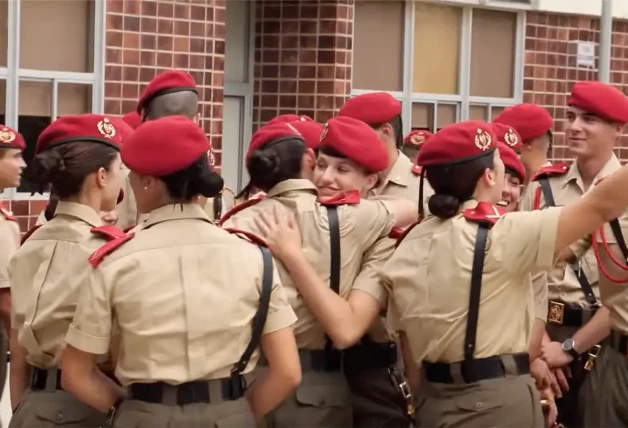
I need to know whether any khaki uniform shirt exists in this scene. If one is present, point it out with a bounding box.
[10,202,109,368]
[369,151,434,217]
[115,165,138,231]
[65,203,296,386]
[519,158,613,308]
[0,205,19,290]
[223,179,395,348]
[383,200,561,364]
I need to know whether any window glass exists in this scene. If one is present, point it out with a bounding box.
[412,103,434,131]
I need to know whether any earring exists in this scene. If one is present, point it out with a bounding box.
[143,186,148,190]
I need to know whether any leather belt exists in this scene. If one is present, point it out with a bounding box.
[342,340,397,376]
[424,353,530,384]
[299,349,341,372]
[610,328,628,355]
[31,367,117,391]
[129,378,243,405]
[547,300,598,327]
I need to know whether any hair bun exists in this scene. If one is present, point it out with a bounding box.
[247,150,280,178]
[428,193,461,219]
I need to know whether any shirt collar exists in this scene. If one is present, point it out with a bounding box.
[378,151,412,191]
[54,201,103,227]
[142,203,212,229]
[266,179,317,198]
[563,153,621,190]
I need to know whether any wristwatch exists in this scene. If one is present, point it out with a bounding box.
[561,338,580,359]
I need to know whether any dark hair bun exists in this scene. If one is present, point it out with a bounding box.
[428,193,461,219]
[247,150,280,178]
[29,150,66,183]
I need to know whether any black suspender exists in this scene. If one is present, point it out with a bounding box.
[464,224,489,361]
[538,178,597,306]
[610,219,628,262]
[213,195,223,221]
[229,246,273,398]
[324,206,341,364]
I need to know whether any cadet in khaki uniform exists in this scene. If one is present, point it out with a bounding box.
[401,129,432,163]
[384,120,628,427]
[115,111,141,231]
[223,118,408,427]
[8,115,125,428]
[60,116,300,427]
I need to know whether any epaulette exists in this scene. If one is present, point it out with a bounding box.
[88,233,135,268]
[20,225,42,245]
[223,227,268,247]
[90,225,126,241]
[317,190,360,206]
[462,202,504,227]
[218,196,264,226]
[532,162,569,181]
[411,164,422,176]
[394,220,422,248]
[0,207,15,221]
[388,227,404,240]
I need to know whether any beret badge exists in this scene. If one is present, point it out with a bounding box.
[474,128,492,151]
[0,128,16,145]
[97,117,117,139]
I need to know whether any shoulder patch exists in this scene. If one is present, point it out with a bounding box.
[317,190,360,206]
[411,164,422,176]
[90,225,126,241]
[0,207,15,221]
[394,221,422,248]
[20,225,42,245]
[223,227,268,247]
[88,233,135,268]
[532,162,569,181]
[218,197,263,226]
[462,202,504,227]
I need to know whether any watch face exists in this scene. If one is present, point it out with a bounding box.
[562,338,575,351]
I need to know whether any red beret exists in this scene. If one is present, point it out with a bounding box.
[36,114,123,154]
[418,121,497,167]
[497,142,525,182]
[106,117,134,143]
[121,111,141,130]
[266,114,314,125]
[246,122,304,160]
[404,130,433,147]
[0,125,25,150]
[319,116,388,173]
[137,70,197,114]
[491,122,522,153]
[493,104,553,142]
[121,116,209,177]
[289,120,322,150]
[338,92,401,125]
[568,81,628,124]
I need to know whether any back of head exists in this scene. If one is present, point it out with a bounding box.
[137,70,198,122]
[121,116,223,200]
[144,91,199,121]
[245,123,307,191]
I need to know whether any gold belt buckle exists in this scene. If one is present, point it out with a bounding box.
[548,301,565,325]
[584,344,602,371]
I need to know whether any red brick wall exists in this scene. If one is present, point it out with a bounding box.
[253,0,353,127]
[524,12,628,161]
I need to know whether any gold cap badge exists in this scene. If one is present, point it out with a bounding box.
[319,123,329,142]
[410,133,425,146]
[97,117,116,139]
[474,128,492,151]
[0,128,16,145]
[504,128,518,147]
[207,147,216,167]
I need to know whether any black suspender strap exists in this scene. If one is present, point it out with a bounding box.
[610,218,628,262]
[213,195,223,221]
[539,178,597,306]
[464,224,489,361]
[324,206,341,364]
[229,246,273,397]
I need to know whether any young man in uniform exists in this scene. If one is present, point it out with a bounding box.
[0,125,26,423]
[401,129,432,162]
[136,70,235,224]
[522,82,622,427]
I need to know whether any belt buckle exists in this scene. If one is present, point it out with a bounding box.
[388,366,415,415]
[548,301,565,325]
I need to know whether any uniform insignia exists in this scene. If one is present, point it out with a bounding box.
[394,221,421,248]
[217,196,264,226]
[90,225,127,241]
[317,190,360,206]
[0,207,15,221]
[224,228,268,247]
[532,162,569,181]
[462,202,504,227]
[409,133,425,146]
[0,128,16,145]
[207,147,216,167]
[20,225,42,245]
[504,128,518,148]
[411,164,422,176]
[97,117,116,139]
[88,233,135,267]
[474,128,492,151]
[319,123,329,142]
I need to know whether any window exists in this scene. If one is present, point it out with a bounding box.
[412,102,459,132]
[353,0,404,91]
[0,0,7,68]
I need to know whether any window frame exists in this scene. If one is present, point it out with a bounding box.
[3,0,105,201]
[350,1,526,137]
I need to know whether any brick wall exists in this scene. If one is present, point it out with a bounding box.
[104,0,227,168]
[524,12,628,161]
[253,0,353,127]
